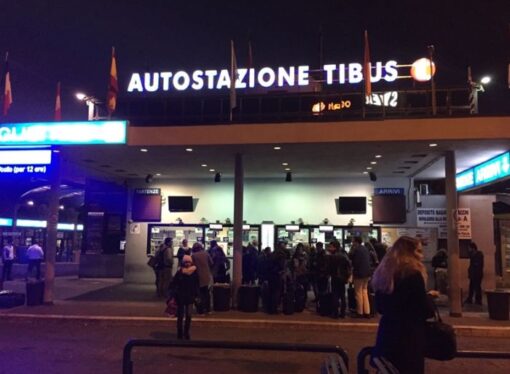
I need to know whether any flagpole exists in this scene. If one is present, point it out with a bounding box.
[427,45,437,116]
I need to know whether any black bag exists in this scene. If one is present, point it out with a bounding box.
[0,291,26,308]
[294,284,306,313]
[282,277,295,315]
[424,305,457,361]
[212,284,231,312]
[238,285,260,313]
[318,293,333,316]
[347,284,356,311]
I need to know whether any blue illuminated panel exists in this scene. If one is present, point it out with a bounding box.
[0,217,13,226]
[16,219,47,228]
[0,121,127,145]
[456,151,510,191]
[0,149,52,176]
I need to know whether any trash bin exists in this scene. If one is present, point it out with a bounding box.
[213,284,231,312]
[238,285,260,312]
[26,280,44,306]
[485,289,510,321]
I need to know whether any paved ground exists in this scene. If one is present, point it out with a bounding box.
[1,319,510,374]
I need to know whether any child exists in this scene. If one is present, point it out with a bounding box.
[169,255,199,339]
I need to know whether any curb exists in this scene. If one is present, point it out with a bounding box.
[2,313,510,337]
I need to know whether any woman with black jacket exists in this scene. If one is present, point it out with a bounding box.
[169,255,199,340]
[371,236,435,373]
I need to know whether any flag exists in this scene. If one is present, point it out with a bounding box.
[230,40,238,120]
[247,40,253,69]
[363,30,372,97]
[54,82,62,121]
[2,52,13,116]
[107,46,118,116]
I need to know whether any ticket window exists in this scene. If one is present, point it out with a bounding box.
[276,226,310,250]
[205,226,233,257]
[343,227,380,253]
[149,225,204,255]
[310,227,343,247]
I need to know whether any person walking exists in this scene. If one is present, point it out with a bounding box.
[169,255,199,340]
[156,237,174,297]
[327,240,352,318]
[371,236,435,373]
[26,241,44,281]
[2,239,15,282]
[465,241,484,305]
[191,242,213,314]
[350,236,372,318]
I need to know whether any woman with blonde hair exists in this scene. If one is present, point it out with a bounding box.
[371,236,435,373]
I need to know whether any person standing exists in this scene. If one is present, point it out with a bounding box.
[191,242,213,314]
[431,247,448,294]
[242,239,258,285]
[26,241,44,281]
[156,237,174,297]
[176,239,191,267]
[327,240,352,318]
[2,240,15,281]
[371,236,435,373]
[169,255,199,340]
[209,240,229,283]
[350,236,372,318]
[465,241,484,305]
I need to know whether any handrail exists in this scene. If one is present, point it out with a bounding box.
[123,338,349,374]
[357,346,510,374]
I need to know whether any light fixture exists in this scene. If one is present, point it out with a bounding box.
[429,143,438,147]
[282,162,288,166]
[375,155,382,158]
[27,200,34,206]
[274,146,281,150]
[366,166,372,170]
[185,148,193,152]
[285,171,292,182]
[480,76,491,85]
[201,164,207,167]
[363,171,368,174]
[75,93,86,101]
[285,167,291,171]
[140,148,148,152]
[209,168,215,172]
[75,92,100,120]
[145,174,153,183]
[155,173,161,176]
[214,172,221,182]
[59,205,64,210]
[371,161,377,165]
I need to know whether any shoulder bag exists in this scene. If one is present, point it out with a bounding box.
[424,303,457,361]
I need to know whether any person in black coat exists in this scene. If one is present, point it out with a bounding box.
[169,255,199,340]
[326,240,352,318]
[465,241,484,305]
[371,236,435,374]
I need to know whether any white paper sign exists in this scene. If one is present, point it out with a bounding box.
[454,208,472,240]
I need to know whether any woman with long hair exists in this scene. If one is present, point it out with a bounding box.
[371,236,435,373]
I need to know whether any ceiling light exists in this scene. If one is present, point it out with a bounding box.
[363,171,368,174]
[282,162,288,166]
[186,148,193,152]
[375,155,382,158]
[429,143,438,147]
[27,200,34,206]
[285,168,291,171]
[273,146,281,150]
[155,173,161,176]
[209,169,215,172]
[371,161,377,165]
[201,164,207,167]
[366,167,372,170]
[140,148,148,152]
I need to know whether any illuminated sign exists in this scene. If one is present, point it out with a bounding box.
[242,225,250,230]
[13,219,79,230]
[128,61,399,93]
[312,100,351,114]
[0,218,13,226]
[374,188,405,195]
[0,149,52,176]
[0,121,127,146]
[365,91,398,107]
[209,224,223,230]
[134,188,160,195]
[456,151,510,191]
[285,225,300,232]
[16,219,46,228]
[319,225,334,232]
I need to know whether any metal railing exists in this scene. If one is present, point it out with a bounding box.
[123,338,349,374]
[357,346,510,374]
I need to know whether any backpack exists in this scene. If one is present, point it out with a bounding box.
[151,246,167,270]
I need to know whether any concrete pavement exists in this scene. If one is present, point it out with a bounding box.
[1,276,510,338]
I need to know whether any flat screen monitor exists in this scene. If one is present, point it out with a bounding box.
[338,196,367,214]
[132,194,161,222]
[168,196,194,212]
[372,195,406,223]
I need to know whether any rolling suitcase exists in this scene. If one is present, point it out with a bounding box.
[238,285,260,312]
[0,291,25,308]
[26,280,44,306]
[212,284,231,312]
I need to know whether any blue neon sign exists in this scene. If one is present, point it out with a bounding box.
[0,218,13,226]
[456,151,510,191]
[0,121,127,146]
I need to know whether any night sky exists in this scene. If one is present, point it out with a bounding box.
[0,0,508,122]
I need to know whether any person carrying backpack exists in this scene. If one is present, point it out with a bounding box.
[155,237,174,297]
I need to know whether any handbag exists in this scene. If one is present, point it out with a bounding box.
[424,304,457,361]
[164,297,177,317]
[147,255,158,268]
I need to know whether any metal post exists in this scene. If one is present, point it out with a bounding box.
[233,153,244,307]
[445,150,462,317]
[428,45,437,116]
[44,149,61,304]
